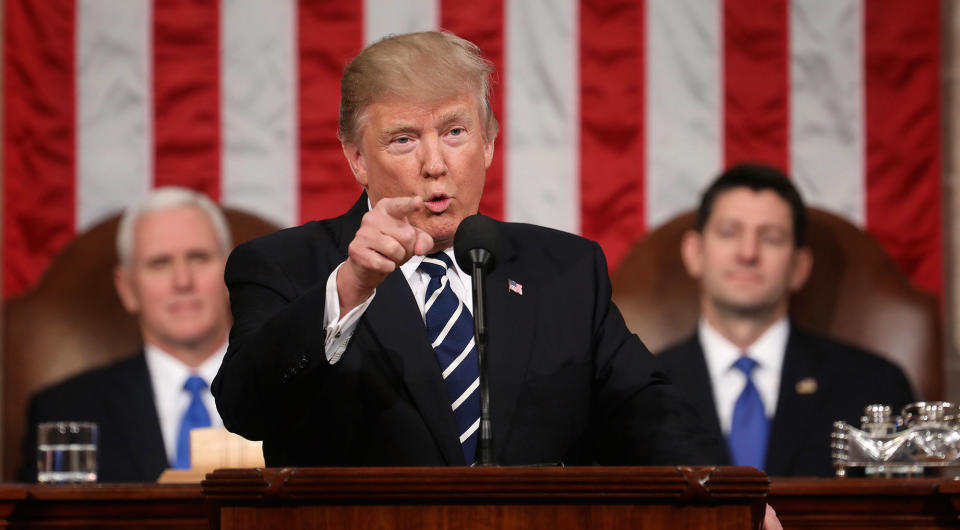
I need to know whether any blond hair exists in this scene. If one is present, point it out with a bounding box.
[338,31,499,145]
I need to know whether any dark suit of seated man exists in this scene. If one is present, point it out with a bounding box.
[22,187,234,482]
[657,164,915,477]
[211,31,724,469]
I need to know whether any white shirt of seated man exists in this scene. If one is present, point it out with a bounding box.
[699,316,786,435]
[145,342,226,466]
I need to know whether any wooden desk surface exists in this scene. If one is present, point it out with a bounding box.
[0,472,957,529]
[1,483,206,530]
[769,477,960,528]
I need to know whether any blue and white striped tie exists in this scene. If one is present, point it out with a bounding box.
[419,252,480,465]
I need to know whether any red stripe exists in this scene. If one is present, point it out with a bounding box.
[297,0,363,223]
[442,0,505,221]
[723,0,789,171]
[864,0,941,294]
[152,0,220,199]
[3,0,76,298]
[579,0,645,272]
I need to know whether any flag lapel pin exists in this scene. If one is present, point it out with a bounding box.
[508,279,523,295]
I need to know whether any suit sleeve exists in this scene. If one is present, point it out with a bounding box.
[212,239,335,441]
[586,242,725,465]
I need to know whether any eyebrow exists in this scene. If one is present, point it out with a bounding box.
[437,108,473,129]
[379,108,475,141]
[380,124,419,140]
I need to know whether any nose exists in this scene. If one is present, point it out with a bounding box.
[736,232,760,263]
[421,133,448,178]
[172,260,195,291]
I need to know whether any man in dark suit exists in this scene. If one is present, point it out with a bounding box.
[22,187,234,482]
[658,164,915,477]
[212,31,722,468]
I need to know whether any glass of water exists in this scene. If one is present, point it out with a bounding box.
[37,422,98,483]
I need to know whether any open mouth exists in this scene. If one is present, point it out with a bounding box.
[424,194,452,213]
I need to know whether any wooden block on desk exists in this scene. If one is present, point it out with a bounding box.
[156,428,264,483]
[191,427,265,470]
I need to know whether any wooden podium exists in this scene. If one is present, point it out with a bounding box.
[202,466,769,529]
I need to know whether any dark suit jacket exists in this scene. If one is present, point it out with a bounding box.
[658,326,915,476]
[213,194,722,467]
[21,352,168,482]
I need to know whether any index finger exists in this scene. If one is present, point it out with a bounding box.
[377,195,423,220]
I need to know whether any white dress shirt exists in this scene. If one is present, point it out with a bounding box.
[699,317,787,435]
[323,247,473,363]
[144,342,226,466]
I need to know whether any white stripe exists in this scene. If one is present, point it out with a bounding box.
[790,0,865,226]
[645,0,722,228]
[424,276,447,313]
[459,417,480,443]
[431,300,463,348]
[422,256,448,268]
[451,378,479,411]
[442,337,475,379]
[221,0,297,227]
[364,0,439,45]
[76,0,151,230]
[505,0,580,234]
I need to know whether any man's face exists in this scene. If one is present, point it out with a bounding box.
[342,92,494,251]
[115,205,231,353]
[681,188,811,318]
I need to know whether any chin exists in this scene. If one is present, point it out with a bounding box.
[423,221,458,247]
[717,298,782,319]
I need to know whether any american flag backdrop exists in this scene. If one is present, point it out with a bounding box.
[3,0,941,298]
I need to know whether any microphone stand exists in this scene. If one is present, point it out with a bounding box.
[467,249,494,466]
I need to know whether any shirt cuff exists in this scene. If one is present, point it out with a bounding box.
[323,261,375,364]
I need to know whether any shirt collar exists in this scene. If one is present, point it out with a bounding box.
[399,247,463,281]
[699,316,789,377]
[144,341,228,389]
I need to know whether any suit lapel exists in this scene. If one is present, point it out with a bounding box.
[109,354,168,478]
[682,337,729,463]
[765,328,822,475]
[483,225,536,460]
[364,269,464,465]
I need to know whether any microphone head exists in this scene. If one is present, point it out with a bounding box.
[454,214,499,274]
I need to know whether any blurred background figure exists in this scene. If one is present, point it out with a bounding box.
[657,164,914,477]
[21,187,233,482]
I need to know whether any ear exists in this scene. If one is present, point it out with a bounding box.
[483,136,495,169]
[680,230,705,279]
[788,246,813,292]
[113,265,141,314]
[341,142,368,189]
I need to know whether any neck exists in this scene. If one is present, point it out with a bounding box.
[145,328,227,369]
[702,301,787,350]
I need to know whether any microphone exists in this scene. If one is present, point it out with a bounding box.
[454,214,499,467]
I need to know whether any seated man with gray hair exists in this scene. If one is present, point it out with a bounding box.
[21,187,233,482]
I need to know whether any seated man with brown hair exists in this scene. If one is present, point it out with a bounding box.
[21,187,233,482]
[658,163,914,477]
